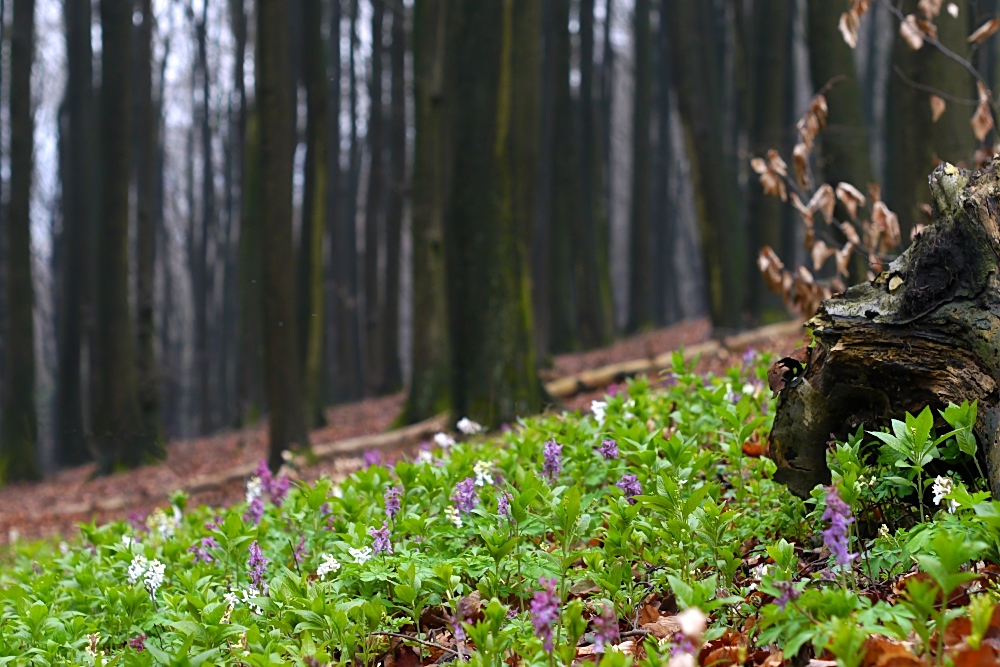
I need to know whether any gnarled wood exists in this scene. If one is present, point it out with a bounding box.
[771,160,1000,498]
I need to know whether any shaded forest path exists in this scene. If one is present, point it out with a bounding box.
[0,318,805,545]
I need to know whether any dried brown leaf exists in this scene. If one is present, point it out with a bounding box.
[869,182,882,203]
[758,246,786,293]
[811,240,836,272]
[835,242,855,278]
[792,143,810,190]
[919,0,942,17]
[839,0,872,48]
[766,149,788,176]
[900,14,926,49]
[752,154,787,201]
[969,17,1000,43]
[872,201,902,251]
[911,223,926,241]
[797,95,828,150]
[972,81,994,141]
[790,192,814,228]
[641,615,682,639]
[809,184,837,223]
[835,182,866,219]
[842,221,861,246]
[930,94,946,122]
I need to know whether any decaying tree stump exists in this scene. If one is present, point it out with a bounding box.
[770,159,1000,498]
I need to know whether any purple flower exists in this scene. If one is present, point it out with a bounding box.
[597,439,619,460]
[671,632,697,658]
[293,535,307,564]
[742,347,758,365]
[592,603,619,653]
[451,477,478,513]
[384,486,402,520]
[498,491,512,518]
[243,496,265,525]
[254,460,274,493]
[821,485,857,566]
[128,634,146,652]
[127,511,149,533]
[774,580,800,610]
[270,475,291,507]
[369,521,393,555]
[189,536,220,563]
[616,474,642,503]
[452,596,474,642]
[530,577,561,652]
[542,440,563,480]
[363,449,383,467]
[247,540,269,594]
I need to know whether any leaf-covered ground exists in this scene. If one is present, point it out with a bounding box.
[5,349,1000,666]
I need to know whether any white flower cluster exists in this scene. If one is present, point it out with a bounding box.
[146,505,182,538]
[417,449,435,464]
[349,546,373,565]
[225,587,264,615]
[433,432,456,448]
[127,555,166,597]
[456,417,484,435]
[591,400,607,426]
[317,554,342,579]
[473,460,494,487]
[246,476,264,503]
[445,506,463,528]
[932,476,959,513]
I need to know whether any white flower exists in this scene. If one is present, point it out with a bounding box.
[591,400,607,426]
[457,418,484,435]
[146,506,180,537]
[241,587,263,614]
[947,2,959,17]
[223,591,239,607]
[932,476,959,513]
[59,541,70,556]
[246,476,264,503]
[317,554,342,579]
[434,432,456,448]
[445,505,463,528]
[878,524,890,540]
[741,383,757,398]
[473,460,494,487]
[677,607,707,639]
[349,546,373,565]
[127,555,149,584]
[121,535,134,549]
[144,559,165,596]
[417,449,434,464]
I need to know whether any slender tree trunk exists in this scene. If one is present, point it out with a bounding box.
[324,0,342,410]
[406,0,452,422]
[257,0,309,469]
[654,3,679,324]
[134,0,161,446]
[364,0,386,394]
[239,111,266,425]
[627,0,654,333]
[300,0,328,427]
[664,0,746,331]
[532,0,555,360]
[444,0,543,425]
[2,0,38,480]
[95,0,162,471]
[381,4,405,393]
[194,6,213,434]
[56,0,93,467]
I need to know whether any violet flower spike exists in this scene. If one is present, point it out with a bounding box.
[616,474,642,503]
[363,449,383,467]
[384,486,402,520]
[254,459,274,495]
[542,440,563,480]
[497,491,512,518]
[774,580,800,611]
[821,485,857,567]
[451,477,478,513]
[592,603,619,653]
[369,521,393,555]
[597,439,619,460]
[530,577,561,652]
[128,634,146,652]
[270,475,291,507]
[247,540,269,594]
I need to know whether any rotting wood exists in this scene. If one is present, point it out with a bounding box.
[770,160,1000,498]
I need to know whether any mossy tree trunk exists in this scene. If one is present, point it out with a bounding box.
[771,161,1000,498]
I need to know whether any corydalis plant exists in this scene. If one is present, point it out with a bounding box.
[543,440,563,480]
[821,485,856,568]
[530,577,561,653]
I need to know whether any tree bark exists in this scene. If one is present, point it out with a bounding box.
[56,0,93,467]
[2,0,38,480]
[627,0,654,334]
[365,0,386,394]
[771,161,1000,498]
[193,4,213,434]
[257,0,309,469]
[300,0,328,427]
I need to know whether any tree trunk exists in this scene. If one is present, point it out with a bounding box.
[134,0,161,447]
[257,0,309,469]
[627,0,654,334]
[238,111,266,425]
[405,0,452,423]
[300,0,328,427]
[365,0,386,394]
[194,5,213,434]
[444,0,543,426]
[380,3,405,394]
[653,0,679,325]
[56,0,93,467]
[2,0,38,480]
[95,0,162,471]
[771,161,1000,498]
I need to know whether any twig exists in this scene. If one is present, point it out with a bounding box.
[370,631,463,660]
[891,65,979,105]
[619,629,652,639]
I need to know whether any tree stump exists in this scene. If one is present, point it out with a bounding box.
[770,160,1000,498]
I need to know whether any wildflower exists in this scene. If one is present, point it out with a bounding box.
[384,486,402,520]
[932,475,959,513]
[417,446,434,464]
[146,506,181,537]
[128,634,146,652]
[370,521,393,555]
[591,400,607,426]
[243,496,265,525]
[451,477,478,513]
[597,439,619,460]
[542,440,563,480]
[350,546,373,564]
[434,432,456,448]
[246,476,264,504]
[127,510,148,533]
[742,347,758,365]
[317,554,341,579]
[189,536,220,563]
[247,540,269,594]
[452,596,474,642]
[498,491,512,518]
[241,586,264,614]
[293,535,307,564]
[127,555,149,584]
[878,524,890,540]
[473,460,494,487]
[363,449,383,467]
[224,590,239,607]
[616,474,642,503]
[270,475,291,507]
[773,580,800,610]
[530,577,561,652]
[144,559,166,597]
[821,485,857,566]
[254,459,274,492]
[457,417,484,435]
[86,633,101,659]
[592,603,619,653]
[445,506,463,528]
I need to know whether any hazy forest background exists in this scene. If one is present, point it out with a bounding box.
[0,0,990,482]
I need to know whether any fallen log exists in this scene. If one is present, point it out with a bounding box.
[770,160,1000,498]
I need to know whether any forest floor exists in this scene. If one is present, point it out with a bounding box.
[0,317,807,545]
